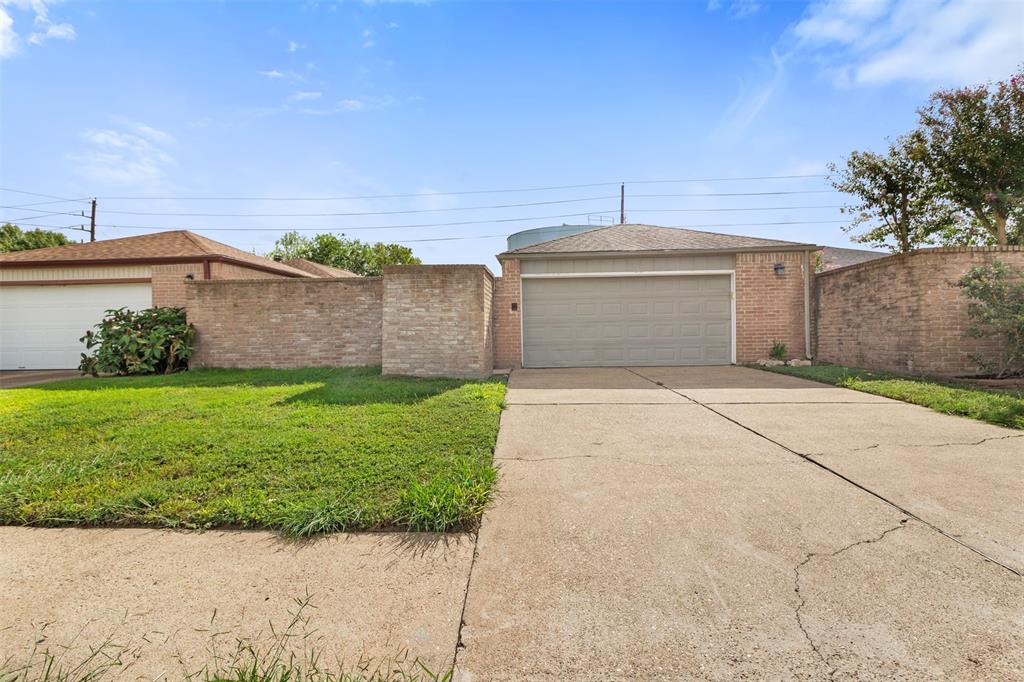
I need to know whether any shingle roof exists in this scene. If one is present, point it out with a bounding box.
[0,230,311,277]
[818,246,888,271]
[284,258,360,278]
[502,224,818,256]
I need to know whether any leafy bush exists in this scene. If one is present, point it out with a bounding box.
[79,307,196,376]
[956,260,1024,377]
[769,341,788,361]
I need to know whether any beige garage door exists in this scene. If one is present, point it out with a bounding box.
[522,275,732,368]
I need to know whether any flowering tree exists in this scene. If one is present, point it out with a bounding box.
[918,68,1024,246]
[829,132,956,252]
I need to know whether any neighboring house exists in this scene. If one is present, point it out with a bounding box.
[0,230,312,370]
[493,223,820,368]
[818,246,887,272]
[283,258,360,278]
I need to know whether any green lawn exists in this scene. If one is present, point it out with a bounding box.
[762,364,1024,429]
[0,367,506,536]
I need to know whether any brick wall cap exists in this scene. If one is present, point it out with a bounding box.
[816,246,1024,278]
[382,264,494,279]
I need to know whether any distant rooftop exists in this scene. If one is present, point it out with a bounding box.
[818,246,888,271]
[502,223,818,256]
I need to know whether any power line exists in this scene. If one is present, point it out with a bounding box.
[95,195,621,218]
[91,174,827,202]
[0,198,91,209]
[0,187,91,203]
[631,190,836,197]
[0,210,87,222]
[92,210,619,232]
[87,217,850,233]
[628,204,843,213]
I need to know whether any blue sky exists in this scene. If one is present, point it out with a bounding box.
[2,0,1022,268]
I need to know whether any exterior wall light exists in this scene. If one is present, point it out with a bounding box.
[184,273,195,281]
[773,263,786,276]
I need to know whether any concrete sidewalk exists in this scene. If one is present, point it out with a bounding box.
[455,366,1024,681]
[0,528,472,678]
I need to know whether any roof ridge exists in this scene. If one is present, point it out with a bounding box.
[644,223,809,247]
[180,230,216,255]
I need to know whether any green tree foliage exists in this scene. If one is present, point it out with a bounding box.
[267,231,421,276]
[0,223,73,252]
[956,261,1024,377]
[829,132,957,252]
[918,68,1024,246]
[79,307,196,376]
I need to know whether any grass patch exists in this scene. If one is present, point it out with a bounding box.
[762,364,1024,429]
[0,367,505,536]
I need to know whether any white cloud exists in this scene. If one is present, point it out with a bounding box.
[363,39,375,48]
[0,7,17,58]
[287,90,322,102]
[0,0,75,57]
[386,21,399,29]
[27,19,72,44]
[362,27,375,47]
[70,121,176,188]
[337,98,366,111]
[713,49,787,141]
[794,0,1024,86]
[287,40,304,52]
[258,68,306,82]
[707,0,763,19]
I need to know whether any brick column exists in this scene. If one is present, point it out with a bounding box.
[492,258,522,369]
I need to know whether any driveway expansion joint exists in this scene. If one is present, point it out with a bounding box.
[622,367,1024,578]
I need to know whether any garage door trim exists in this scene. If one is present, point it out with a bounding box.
[519,269,736,366]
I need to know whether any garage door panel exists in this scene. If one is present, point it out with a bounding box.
[1,283,152,370]
[522,275,732,368]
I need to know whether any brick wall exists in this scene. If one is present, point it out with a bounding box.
[152,262,292,309]
[151,263,203,308]
[186,278,383,368]
[815,247,1024,376]
[493,258,521,369]
[382,265,495,378]
[735,250,812,362]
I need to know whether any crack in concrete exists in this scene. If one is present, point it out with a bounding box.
[623,366,1024,578]
[843,434,1023,453]
[792,520,908,679]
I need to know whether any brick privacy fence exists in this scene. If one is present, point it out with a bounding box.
[186,265,496,378]
[187,278,383,369]
[814,247,1024,376]
[382,265,494,377]
[735,250,812,362]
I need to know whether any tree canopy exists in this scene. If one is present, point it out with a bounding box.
[918,69,1024,246]
[0,223,74,253]
[833,67,1023,250]
[828,132,956,252]
[267,232,421,277]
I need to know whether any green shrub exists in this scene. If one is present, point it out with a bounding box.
[956,260,1024,377]
[79,307,196,376]
[769,341,788,361]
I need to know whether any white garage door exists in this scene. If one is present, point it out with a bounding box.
[0,283,152,370]
[522,275,733,368]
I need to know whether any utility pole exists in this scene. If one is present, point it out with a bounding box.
[619,183,625,224]
[89,198,96,242]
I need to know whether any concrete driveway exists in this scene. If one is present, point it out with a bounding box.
[455,366,1023,681]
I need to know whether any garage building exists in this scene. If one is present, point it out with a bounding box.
[493,224,820,368]
[0,231,312,370]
